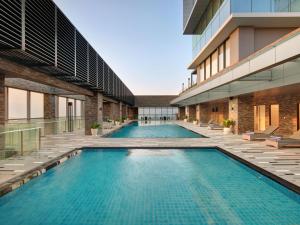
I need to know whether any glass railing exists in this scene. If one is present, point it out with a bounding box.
[0,127,41,160]
[192,0,300,58]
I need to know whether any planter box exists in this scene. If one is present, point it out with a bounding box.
[91,128,98,136]
[223,127,232,135]
[183,119,187,122]
[193,121,198,125]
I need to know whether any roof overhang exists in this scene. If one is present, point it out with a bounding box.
[189,13,300,69]
[172,29,300,106]
[183,0,210,34]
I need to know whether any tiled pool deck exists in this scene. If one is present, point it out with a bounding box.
[0,121,300,195]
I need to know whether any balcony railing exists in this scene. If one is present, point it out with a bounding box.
[192,0,300,58]
[0,118,85,160]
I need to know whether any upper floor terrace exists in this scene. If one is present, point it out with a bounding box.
[185,0,300,60]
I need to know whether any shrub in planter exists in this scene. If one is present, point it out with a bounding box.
[91,122,101,136]
[223,119,235,134]
[183,115,188,122]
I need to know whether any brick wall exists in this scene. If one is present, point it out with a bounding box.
[44,94,56,119]
[0,75,4,125]
[179,107,185,119]
[85,93,103,135]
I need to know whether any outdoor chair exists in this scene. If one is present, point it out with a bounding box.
[242,125,278,141]
[265,130,300,149]
[199,119,214,127]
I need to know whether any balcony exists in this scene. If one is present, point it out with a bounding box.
[192,0,300,59]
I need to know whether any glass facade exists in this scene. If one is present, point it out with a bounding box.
[138,107,179,120]
[30,92,44,119]
[8,88,28,120]
[192,0,300,58]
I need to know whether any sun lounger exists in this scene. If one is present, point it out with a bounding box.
[208,123,223,130]
[265,130,300,148]
[199,119,213,127]
[242,125,278,141]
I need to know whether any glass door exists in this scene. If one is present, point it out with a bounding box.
[254,105,266,131]
[270,104,279,127]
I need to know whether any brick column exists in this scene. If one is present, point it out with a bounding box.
[44,94,56,119]
[119,102,123,121]
[0,75,5,151]
[179,107,185,120]
[229,96,254,134]
[85,93,103,135]
[0,75,5,125]
[188,105,196,121]
[198,103,209,123]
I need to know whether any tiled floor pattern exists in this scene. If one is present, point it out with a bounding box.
[0,121,300,190]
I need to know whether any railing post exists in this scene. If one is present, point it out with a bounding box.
[20,130,24,156]
[38,127,41,150]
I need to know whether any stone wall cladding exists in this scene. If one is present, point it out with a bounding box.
[44,94,56,119]
[0,75,4,124]
[85,93,103,135]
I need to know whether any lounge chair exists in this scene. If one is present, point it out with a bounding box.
[199,119,214,127]
[265,130,300,149]
[208,123,223,130]
[242,125,278,141]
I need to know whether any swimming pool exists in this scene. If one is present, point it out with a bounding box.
[107,121,203,138]
[0,148,299,225]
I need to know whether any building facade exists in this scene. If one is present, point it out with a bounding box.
[172,0,300,134]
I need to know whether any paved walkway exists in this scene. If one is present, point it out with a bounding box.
[0,121,300,193]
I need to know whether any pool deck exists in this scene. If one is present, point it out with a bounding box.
[1,120,300,195]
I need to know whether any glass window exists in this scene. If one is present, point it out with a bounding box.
[8,88,27,119]
[138,107,144,115]
[68,99,75,117]
[270,104,279,127]
[211,50,218,76]
[205,57,211,79]
[218,45,224,71]
[156,108,162,114]
[75,100,82,117]
[252,0,271,12]
[200,63,205,82]
[225,39,231,68]
[161,107,168,114]
[58,97,67,118]
[231,0,251,12]
[271,0,290,12]
[149,108,156,114]
[30,92,44,118]
[291,0,300,11]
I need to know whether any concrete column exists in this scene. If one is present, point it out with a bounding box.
[85,92,103,135]
[229,96,254,134]
[44,94,56,119]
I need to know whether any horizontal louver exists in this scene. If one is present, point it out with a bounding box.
[25,0,55,65]
[0,0,22,49]
[97,55,104,90]
[75,30,88,83]
[88,45,97,87]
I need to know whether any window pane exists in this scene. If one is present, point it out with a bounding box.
[30,92,44,118]
[211,50,218,75]
[231,0,251,12]
[58,97,67,118]
[205,57,211,79]
[291,0,300,11]
[8,88,27,119]
[225,39,231,67]
[200,63,205,81]
[76,100,82,117]
[271,0,290,12]
[270,104,279,127]
[252,0,271,12]
[218,45,224,71]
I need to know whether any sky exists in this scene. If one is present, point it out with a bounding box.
[54,0,192,95]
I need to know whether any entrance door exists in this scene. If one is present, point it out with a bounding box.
[254,105,266,131]
[270,104,279,127]
[67,102,74,132]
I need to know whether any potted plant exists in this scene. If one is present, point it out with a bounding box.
[91,122,101,136]
[115,118,121,126]
[223,119,235,135]
[193,119,198,125]
[183,115,188,122]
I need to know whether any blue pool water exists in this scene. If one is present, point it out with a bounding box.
[0,149,300,225]
[107,121,202,138]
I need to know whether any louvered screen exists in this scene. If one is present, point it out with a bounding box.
[88,45,97,87]
[0,0,22,49]
[76,30,88,83]
[25,0,55,65]
[57,8,75,76]
[97,55,104,90]
[108,68,113,96]
[103,62,109,94]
